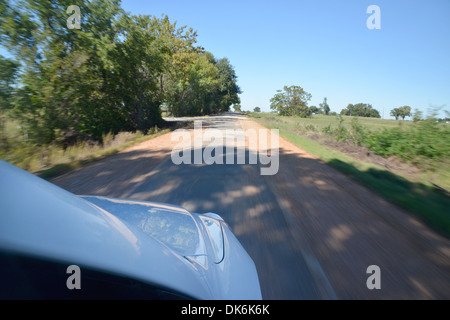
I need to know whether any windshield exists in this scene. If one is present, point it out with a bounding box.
[82,196,205,258]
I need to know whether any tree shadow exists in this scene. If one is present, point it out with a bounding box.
[49,127,450,299]
[326,159,450,238]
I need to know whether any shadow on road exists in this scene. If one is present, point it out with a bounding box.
[51,136,450,299]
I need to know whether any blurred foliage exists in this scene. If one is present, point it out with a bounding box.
[0,0,241,147]
[364,118,450,167]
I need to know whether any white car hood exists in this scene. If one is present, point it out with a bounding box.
[0,160,212,299]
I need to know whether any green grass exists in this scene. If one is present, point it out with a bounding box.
[252,115,450,237]
[251,112,415,131]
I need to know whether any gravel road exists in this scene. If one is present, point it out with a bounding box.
[51,113,450,299]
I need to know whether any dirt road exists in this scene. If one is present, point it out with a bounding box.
[51,113,450,299]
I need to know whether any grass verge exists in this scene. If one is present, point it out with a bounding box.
[35,128,172,180]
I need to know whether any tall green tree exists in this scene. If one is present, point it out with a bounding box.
[270,85,312,117]
[0,55,20,147]
[0,0,242,145]
[390,106,412,120]
[390,108,400,120]
[0,0,125,142]
[319,97,330,115]
[215,57,242,112]
[0,55,19,111]
[399,105,411,120]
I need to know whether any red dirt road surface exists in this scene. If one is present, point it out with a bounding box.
[51,113,450,299]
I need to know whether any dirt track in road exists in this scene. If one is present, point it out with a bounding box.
[51,115,450,299]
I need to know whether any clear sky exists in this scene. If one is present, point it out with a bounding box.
[120,0,450,118]
[1,1,448,118]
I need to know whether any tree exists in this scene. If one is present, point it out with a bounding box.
[0,55,19,112]
[164,51,241,117]
[319,97,330,115]
[0,0,241,145]
[390,108,400,120]
[253,107,261,112]
[0,0,126,142]
[215,57,242,113]
[412,108,423,122]
[270,85,312,117]
[390,106,412,120]
[341,103,380,118]
[399,105,411,120]
[0,55,20,147]
[309,106,319,114]
[233,104,241,112]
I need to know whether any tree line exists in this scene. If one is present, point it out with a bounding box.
[0,0,241,145]
[268,85,433,121]
[269,85,381,118]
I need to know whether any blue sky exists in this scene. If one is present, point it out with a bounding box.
[121,0,450,118]
[1,1,448,118]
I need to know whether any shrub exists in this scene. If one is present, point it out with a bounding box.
[349,117,367,146]
[364,119,450,166]
[335,115,350,142]
[322,124,333,135]
[304,124,318,133]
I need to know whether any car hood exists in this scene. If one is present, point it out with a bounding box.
[0,160,213,299]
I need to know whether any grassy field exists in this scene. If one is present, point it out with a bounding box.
[251,112,414,132]
[250,112,450,237]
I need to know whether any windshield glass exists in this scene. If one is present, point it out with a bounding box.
[82,197,205,258]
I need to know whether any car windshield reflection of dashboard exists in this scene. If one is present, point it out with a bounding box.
[83,197,205,259]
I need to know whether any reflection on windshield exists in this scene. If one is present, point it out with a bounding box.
[82,197,204,257]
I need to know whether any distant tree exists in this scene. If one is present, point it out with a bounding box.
[233,104,241,112]
[253,106,261,112]
[413,109,423,122]
[270,85,312,117]
[319,97,330,115]
[391,106,412,120]
[399,106,411,120]
[390,108,400,120]
[309,106,319,114]
[341,103,380,118]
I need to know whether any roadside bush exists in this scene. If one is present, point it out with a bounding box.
[304,124,318,133]
[322,124,333,135]
[335,115,350,142]
[364,128,409,158]
[319,116,351,141]
[364,119,450,166]
[349,117,367,146]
